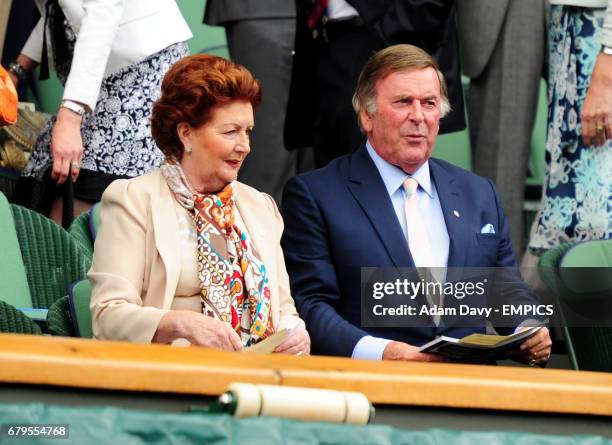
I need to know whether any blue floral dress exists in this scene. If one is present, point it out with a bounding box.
[529,6,612,252]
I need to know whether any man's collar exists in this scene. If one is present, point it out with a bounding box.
[366,141,433,198]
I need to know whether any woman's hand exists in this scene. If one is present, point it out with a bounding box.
[51,107,84,184]
[581,52,612,147]
[153,310,243,351]
[507,327,552,366]
[274,327,311,356]
[7,53,37,89]
[8,71,19,89]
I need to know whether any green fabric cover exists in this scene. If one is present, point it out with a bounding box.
[0,403,610,445]
[69,279,93,338]
[47,296,75,337]
[0,192,33,309]
[0,301,42,335]
[10,204,91,309]
[68,211,94,258]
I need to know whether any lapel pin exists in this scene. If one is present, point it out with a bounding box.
[453,210,460,218]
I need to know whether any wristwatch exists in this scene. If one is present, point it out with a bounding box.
[8,61,29,80]
[60,100,86,116]
[602,45,612,56]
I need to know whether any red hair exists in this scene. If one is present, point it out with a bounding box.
[151,54,262,160]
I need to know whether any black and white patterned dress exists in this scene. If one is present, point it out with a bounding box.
[21,22,189,199]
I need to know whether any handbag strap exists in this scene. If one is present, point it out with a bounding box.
[61,175,74,229]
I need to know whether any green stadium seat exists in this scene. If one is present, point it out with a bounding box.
[68,279,93,338]
[47,296,75,337]
[0,194,91,334]
[0,192,33,310]
[69,210,94,257]
[89,202,101,242]
[432,75,472,171]
[539,240,612,372]
[0,301,42,335]
[10,203,91,310]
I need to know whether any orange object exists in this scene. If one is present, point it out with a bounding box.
[0,64,18,126]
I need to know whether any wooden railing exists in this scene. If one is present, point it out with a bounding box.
[1,333,611,416]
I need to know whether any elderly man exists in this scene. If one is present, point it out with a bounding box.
[281,44,552,363]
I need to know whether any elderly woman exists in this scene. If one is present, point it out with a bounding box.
[89,55,310,354]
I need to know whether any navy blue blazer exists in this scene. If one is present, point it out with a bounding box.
[281,146,540,357]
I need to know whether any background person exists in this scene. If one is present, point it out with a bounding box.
[9,0,191,224]
[457,0,547,255]
[285,0,466,169]
[89,55,309,355]
[528,0,612,253]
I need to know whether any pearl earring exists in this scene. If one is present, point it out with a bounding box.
[184,144,192,154]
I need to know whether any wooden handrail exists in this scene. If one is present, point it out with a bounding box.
[1,333,611,416]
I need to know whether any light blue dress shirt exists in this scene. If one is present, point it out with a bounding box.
[352,142,450,360]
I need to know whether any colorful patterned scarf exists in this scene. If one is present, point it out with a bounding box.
[161,161,274,346]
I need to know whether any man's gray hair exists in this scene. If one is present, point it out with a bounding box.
[352,44,451,126]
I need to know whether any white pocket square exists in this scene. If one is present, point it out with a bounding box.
[480,223,496,234]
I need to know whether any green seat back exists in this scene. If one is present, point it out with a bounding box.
[0,192,32,309]
[89,202,101,242]
[68,210,94,257]
[10,203,91,309]
[559,240,612,294]
[0,301,42,335]
[538,243,573,296]
[560,239,612,267]
[540,240,612,372]
[526,79,548,188]
[433,129,472,171]
[47,295,75,337]
[432,75,472,171]
[69,279,93,338]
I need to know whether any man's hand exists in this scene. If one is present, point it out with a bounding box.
[581,53,612,146]
[274,327,311,355]
[507,327,552,366]
[153,310,243,351]
[382,341,448,362]
[51,107,84,184]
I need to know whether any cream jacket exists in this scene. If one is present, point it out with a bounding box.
[21,0,192,112]
[89,170,304,343]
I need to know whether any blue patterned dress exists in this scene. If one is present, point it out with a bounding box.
[529,6,612,252]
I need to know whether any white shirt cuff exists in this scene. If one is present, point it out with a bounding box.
[351,335,392,360]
